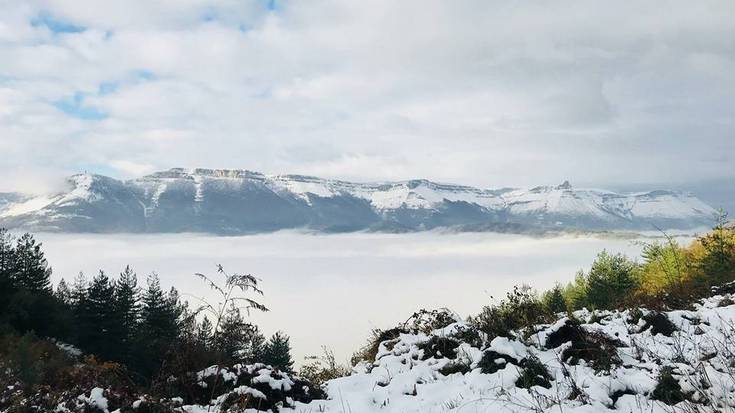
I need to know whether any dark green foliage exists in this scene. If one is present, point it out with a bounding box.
[12,233,52,293]
[641,312,677,336]
[196,315,213,348]
[449,325,483,349]
[418,336,460,360]
[0,232,65,337]
[698,210,735,285]
[80,271,121,361]
[610,389,637,408]
[478,350,520,374]
[133,274,182,379]
[542,283,567,314]
[0,229,16,315]
[215,304,266,364]
[351,327,407,365]
[438,361,471,376]
[583,251,639,309]
[477,350,553,389]
[515,356,552,389]
[263,331,294,373]
[114,266,141,364]
[403,308,457,334]
[651,367,687,405]
[546,320,622,371]
[472,285,551,339]
[55,278,72,305]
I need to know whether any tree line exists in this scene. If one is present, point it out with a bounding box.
[0,229,294,382]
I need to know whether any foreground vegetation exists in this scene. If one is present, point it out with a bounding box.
[0,212,733,412]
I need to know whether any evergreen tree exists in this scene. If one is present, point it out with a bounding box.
[699,210,735,284]
[13,233,51,293]
[216,303,249,362]
[263,331,294,373]
[0,229,16,320]
[71,272,88,305]
[214,304,266,364]
[542,283,567,314]
[114,266,141,362]
[2,232,58,336]
[68,272,89,345]
[584,251,639,309]
[134,273,180,378]
[197,316,213,348]
[55,278,72,305]
[83,271,120,360]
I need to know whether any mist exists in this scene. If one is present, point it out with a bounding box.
[35,231,664,365]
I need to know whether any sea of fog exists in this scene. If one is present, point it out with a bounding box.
[34,231,687,365]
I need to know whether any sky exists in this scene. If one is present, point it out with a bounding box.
[1,1,734,199]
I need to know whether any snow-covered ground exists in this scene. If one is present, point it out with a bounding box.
[34,231,693,366]
[290,294,735,412]
[68,292,735,413]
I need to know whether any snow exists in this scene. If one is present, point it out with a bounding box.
[59,292,735,413]
[77,388,108,412]
[273,295,735,412]
[0,168,717,231]
[0,196,54,217]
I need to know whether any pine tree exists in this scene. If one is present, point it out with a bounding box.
[83,270,120,360]
[197,316,214,349]
[542,283,567,314]
[13,233,51,293]
[55,278,72,305]
[216,303,247,362]
[585,250,639,309]
[114,266,141,362]
[263,331,294,373]
[0,229,16,316]
[134,273,180,378]
[69,272,88,344]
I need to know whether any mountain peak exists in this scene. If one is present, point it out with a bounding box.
[556,180,572,190]
[0,169,717,234]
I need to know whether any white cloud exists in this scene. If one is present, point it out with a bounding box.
[0,0,733,192]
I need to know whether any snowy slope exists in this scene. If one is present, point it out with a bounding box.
[275,294,735,413]
[64,293,735,413]
[0,169,717,233]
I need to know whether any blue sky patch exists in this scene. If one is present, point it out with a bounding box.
[54,93,107,121]
[31,13,85,34]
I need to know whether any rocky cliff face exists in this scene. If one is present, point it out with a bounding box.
[0,168,717,234]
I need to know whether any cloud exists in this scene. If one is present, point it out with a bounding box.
[35,231,656,364]
[0,0,733,193]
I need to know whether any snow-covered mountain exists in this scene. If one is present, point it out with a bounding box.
[0,168,717,234]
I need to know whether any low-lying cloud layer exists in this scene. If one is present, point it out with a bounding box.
[1,1,734,193]
[36,231,654,364]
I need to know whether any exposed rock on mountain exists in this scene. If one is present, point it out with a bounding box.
[0,168,717,234]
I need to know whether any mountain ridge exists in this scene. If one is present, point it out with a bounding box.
[0,168,717,234]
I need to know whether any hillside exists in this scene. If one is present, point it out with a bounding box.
[0,169,716,234]
[4,291,735,412]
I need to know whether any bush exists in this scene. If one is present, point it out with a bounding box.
[299,347,350,386]
[417,336,461,360]
[545,320,622,372]
[562,251,641,311]
[542,283,568,314]
[477,350,519,374]
[471,285,552,340]
[651,367,686,405]
[515,356,552,389]
[351,327,407,365]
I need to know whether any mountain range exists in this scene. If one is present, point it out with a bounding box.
[0,168,718,234]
